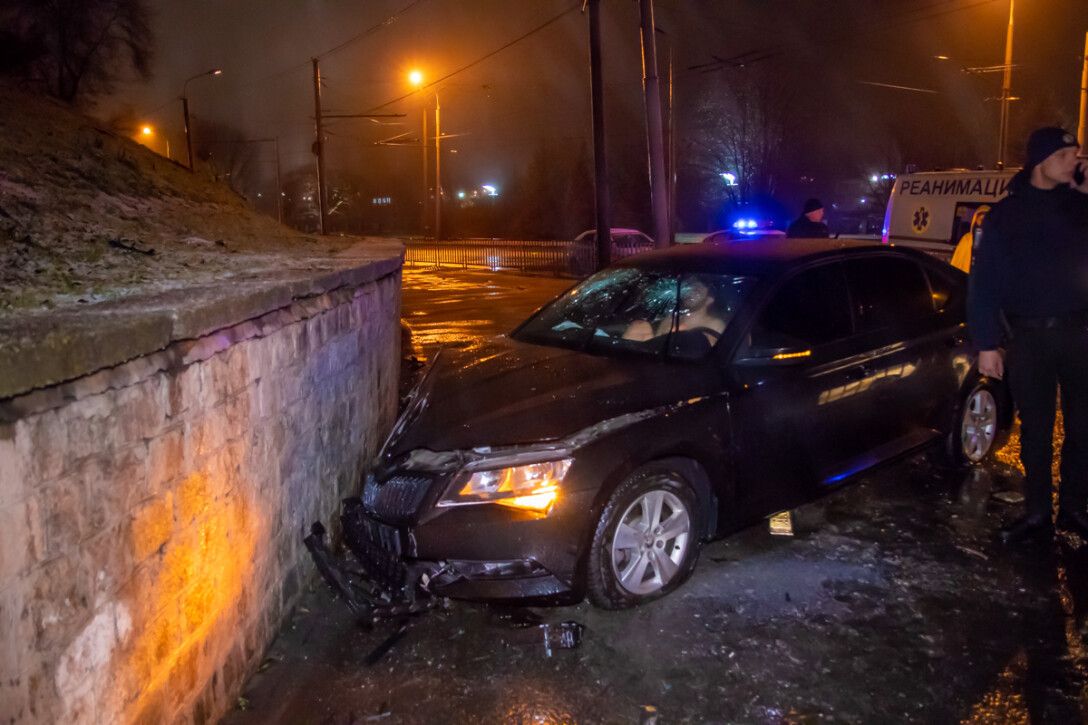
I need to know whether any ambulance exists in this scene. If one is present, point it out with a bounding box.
[881,169,1017,261]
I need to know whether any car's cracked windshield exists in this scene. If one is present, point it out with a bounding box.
[513,268,756,360]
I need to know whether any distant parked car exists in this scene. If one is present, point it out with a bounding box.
[569,227,654,275]
[310,238,1012,612]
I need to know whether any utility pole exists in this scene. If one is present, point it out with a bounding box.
[434,96,442,240]
[639,0,670,249]
[312,57,329,234]
[1078,31,1088,149]
[273,136,283,225]
[587,0,611,270]
[422,110,429,235]
[667,42,677,245]
[182,96,194,171]
[996,0,1015,169]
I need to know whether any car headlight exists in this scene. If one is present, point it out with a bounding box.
[438,458,573,513]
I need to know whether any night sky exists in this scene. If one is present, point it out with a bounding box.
[105,0,1088,213]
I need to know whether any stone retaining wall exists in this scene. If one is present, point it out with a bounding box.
[0,269,401,723]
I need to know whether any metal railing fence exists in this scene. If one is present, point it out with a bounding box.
[403,238,654,278]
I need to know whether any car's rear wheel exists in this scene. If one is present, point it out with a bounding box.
[586,463,701,609]
[951,382,1001,465]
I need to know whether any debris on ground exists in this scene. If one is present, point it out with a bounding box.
[992,490,1025,504]
[364,621,412,667]
[769,510,795,536]
[500,620,585,656]
[639,704,660,724]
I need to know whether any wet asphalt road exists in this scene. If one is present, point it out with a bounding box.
[224,268,1088,724]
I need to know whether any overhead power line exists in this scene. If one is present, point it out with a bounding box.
[317,0,429,59]
[365,2,582,112]
[133,0,429,121]
[691,0,1001,74]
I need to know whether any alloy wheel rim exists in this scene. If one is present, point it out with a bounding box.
[961,389,997,462]
[610,487,691,595]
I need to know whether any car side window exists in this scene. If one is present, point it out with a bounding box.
[749,263,853,352]
[845,257,935,334]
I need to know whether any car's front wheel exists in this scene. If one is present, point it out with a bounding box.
[586,463,702,609]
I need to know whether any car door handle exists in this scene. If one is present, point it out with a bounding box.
[846,364,872,381]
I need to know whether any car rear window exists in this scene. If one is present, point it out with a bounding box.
[749,263,852,351]
[923,264,965,317]
[845,256,935,333]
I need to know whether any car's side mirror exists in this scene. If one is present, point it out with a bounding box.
[734,346,813,366]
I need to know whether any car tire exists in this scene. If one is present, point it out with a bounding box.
[948,380,1003,466]
[586,463,702,609]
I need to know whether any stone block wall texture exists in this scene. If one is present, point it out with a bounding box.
[0,270,401,724]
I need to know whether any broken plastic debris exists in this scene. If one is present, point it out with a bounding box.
[639,705,659,724]
[541,621,584,657]
[956,545,989,561]
[992,490,1025,504]
[768,510,794,536]
[364,620,411,666]
[503,620,584,655]
[364,706,393,722]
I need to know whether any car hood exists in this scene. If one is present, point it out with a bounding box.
[386,336,721,454]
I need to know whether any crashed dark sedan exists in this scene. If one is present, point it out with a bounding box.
[311,239,1012,611]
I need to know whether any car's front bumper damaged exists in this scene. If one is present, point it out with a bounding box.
[303,498,454,620]
[304,495,575,619]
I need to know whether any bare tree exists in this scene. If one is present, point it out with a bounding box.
[0,0,153,104]
[686,65,796,208]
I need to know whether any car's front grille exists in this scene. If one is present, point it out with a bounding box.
[341,498,407,591]
[364,473,434,523]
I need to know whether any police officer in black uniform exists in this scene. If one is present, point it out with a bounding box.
[786,198,830,238]
[968,126,1088,543]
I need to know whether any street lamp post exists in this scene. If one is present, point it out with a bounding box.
[407,69,442,240]
[409,70,429,235]
[434,93,441,241]
[181,68,223,171]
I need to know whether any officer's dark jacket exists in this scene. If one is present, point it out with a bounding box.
[967,170,1088,350]
[785,216,829,238]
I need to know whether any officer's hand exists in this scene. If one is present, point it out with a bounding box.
[978,349,1004,380]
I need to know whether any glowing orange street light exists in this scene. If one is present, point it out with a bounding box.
[408,69,424,87]
[137,124,170,158]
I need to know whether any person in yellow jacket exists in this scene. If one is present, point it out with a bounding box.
[950,205,991,273]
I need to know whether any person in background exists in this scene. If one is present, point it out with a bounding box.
[950,204,990,273]
[786,198,830,238]
[967,126,1088,544]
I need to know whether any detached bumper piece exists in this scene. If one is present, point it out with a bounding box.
[303,498,443,622]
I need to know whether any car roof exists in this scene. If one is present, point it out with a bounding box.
[614,237,933,277]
